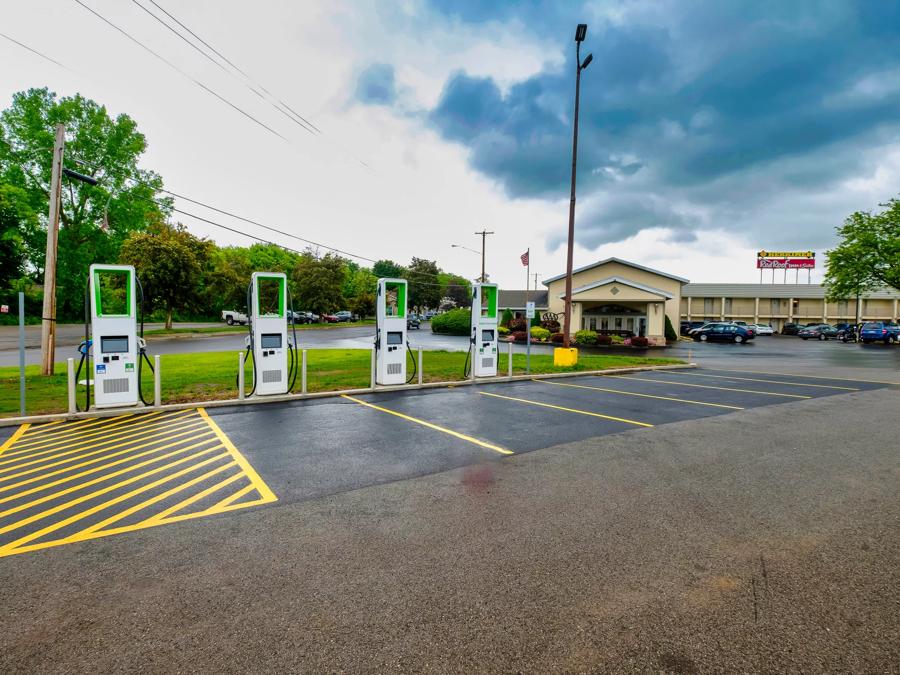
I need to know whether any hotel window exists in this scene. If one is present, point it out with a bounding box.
[703,298,715,314]
[837,300,848,316]
[724,298,732,314]
[770,299,781,315]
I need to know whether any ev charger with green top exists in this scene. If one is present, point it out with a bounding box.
[89,264,140,408]
[470,282,499,377]
[246,271,297,396]
[375,278,408,385]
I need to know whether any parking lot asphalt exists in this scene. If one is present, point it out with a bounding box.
[0,350,897,671]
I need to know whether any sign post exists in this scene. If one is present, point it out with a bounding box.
[525,301,535,375]
[18,292,26,416]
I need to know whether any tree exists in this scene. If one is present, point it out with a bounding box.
[825,199,900,300]
[372,259,405,279]
[119,223,212,328]
[350,290,376,319]
[0,184,36,290]
[343,265,376,301]
[406,257,442,311]
[0,88,168,318]
[203,246,253,314]
[293,252,346,314]
[501,307,513,327]
[443,273,471,308]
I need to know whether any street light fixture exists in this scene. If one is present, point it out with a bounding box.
[561,23,592,350]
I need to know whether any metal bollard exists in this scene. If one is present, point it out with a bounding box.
[67,358,76,414]
[470,344,476,381]
[301,349,308,394]
[508,341,513,378]
[370,347,376,389]
[237,351,245,400]
[154,354,161,407]
[418,347,423,385]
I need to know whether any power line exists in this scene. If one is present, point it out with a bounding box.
[128,0,317,136]
[72,0,288,142]
[0,32,70,70]
[145,0,321,134]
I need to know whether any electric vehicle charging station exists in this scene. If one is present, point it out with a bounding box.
[375,278,410,385]
[85,264,143,408]
[469,282,499,378]
[243,271,298,396]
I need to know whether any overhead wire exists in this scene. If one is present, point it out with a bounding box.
[0,32,71,71]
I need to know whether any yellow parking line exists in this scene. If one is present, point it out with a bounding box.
[713,368,899,386]
[341,395,513,455]
[478,391,654,427]
[12,420,64,437]
[207,483,256,512]
[7,411,168,450]
[0,419,209,481]
[659,371,858,390]
[604,375,811,399]
[198,408,277,503]
[0,436,219,519]
[141,471,244,525]
[72,462,239,536]
[0,425,30,457]
[0,451,230,556]
[532,379,744,410]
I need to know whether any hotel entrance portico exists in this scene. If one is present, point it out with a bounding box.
[581,303,648,336]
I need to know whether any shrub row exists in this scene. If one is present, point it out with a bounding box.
[430,308,470,335]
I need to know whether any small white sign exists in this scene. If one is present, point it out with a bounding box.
[0,305,8,314]
[525,301,535,319]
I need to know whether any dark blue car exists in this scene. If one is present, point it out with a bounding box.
[859,321,900,344]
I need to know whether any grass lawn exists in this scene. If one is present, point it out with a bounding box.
[143,320,376,337]
[0,349,682,418]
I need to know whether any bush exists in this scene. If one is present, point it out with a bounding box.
[597,334,613,346]
[664,315,678,342]
[530,314,541,328]
[550,332,565,343]
[508,318,527,332]
[574,329,598,346]
[530,326,550,341]
[497,325,510,336]
[501,307,513,327]
[541,319,561,333]
[510,330,527,342]
[431,308,470,335]
[611,334,625,344]
[632,336,650,348]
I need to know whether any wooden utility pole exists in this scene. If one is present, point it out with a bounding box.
[474,229,494,282]
[40,123,65,376]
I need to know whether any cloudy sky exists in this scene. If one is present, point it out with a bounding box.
[3,0,900,288]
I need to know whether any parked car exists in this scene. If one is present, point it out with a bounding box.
[749,323,774,336]
[680,320,705,336]
[798,324,838,340]
[692,322,755,343]
[221,309,248,326]
[424,310,437,320]
[781,322,800,335]
[321,313,338,323]
[287,310,312,324]
[407,315,421,330]
[858,321,900,344]
[837,324,859,342]
[333,310,356,322]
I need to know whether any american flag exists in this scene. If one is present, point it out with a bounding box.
[520,250,529,266]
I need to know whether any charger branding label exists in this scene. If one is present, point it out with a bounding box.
[125,362,134,371]
[96,364,106,374]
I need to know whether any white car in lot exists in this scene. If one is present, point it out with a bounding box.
[749,323,774,336]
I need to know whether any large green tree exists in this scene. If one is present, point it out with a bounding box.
[0,184,36,290]
[372,259,405,279]
[441,273,471,309]
[119,223,213,328]
[825,199,900,299]
[293,252,346,315]
[406,257,442,311]
[0,88,168,318]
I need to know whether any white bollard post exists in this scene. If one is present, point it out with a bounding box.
[67,357,76,414]
[237,351,245,400]
[417,347,423,386]
[508,341,513,378]
[470,344,476,382]
[370,346,376,389]
[301,349,308,394]
[154,355,161,407]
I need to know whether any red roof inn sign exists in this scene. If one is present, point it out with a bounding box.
[756,250,815,269]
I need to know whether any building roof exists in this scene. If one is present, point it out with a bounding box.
[543,257,690,286]
[498,290,549,309]
[561,276,674,300]
[682,283,900,299]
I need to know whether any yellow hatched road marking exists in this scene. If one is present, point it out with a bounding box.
[479,391,654,427]
[0,436,219,519]
[0,419,210,482]
[712,368,899,386]
[7,411,170,450]
[140,471,245,526]
[198,409,277,502]
[0,451,229,555]
[0,446,224,539]
[68,462,239,537]
[341,395,513,455]
[659,371,859,390]
[11,420,64,438]
[208,483,256,512]
[3,410,193,457]
[604,375,811,399]
[532,379,744,410]
[0,431,217,502]
[0,425,30,457]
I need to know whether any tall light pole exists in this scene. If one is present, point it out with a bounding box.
[562,24,592,348]
[474,229,494,282]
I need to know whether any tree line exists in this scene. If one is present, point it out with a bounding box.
[0,88,470,327]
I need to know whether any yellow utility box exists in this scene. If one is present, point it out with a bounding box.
[553,347,578,366]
